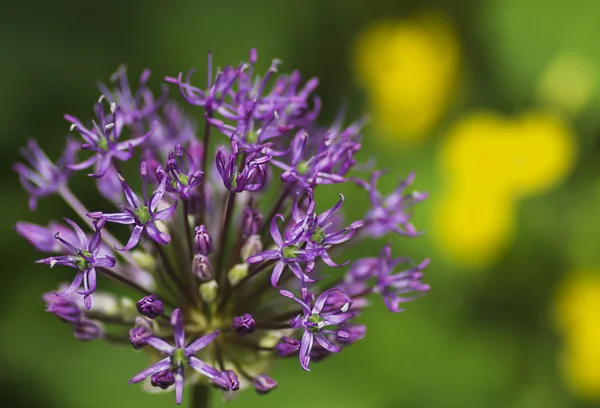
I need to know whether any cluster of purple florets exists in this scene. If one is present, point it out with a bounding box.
[15,50,429,405]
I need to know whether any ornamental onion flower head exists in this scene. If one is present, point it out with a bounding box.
[15,49,430,404]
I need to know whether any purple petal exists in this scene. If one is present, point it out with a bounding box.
[153,201,178,221]
[174,367,184,405]
[171,309,185,349]
[121,179,141,209]
[101,212,135,225]
[56,272,84,297]
[271,261,284,287]
[129,358,171,384]
[146,337,175,353]
[314,333,341,352]
[149,178,167,211]
[186,330,220,354]
[63,218,87,249]
[270,214,284,246]
[118,225,143,251]
[146,223,171,245]
[247,249,279,264]
[299,331,313,371]
[189,357,220,379]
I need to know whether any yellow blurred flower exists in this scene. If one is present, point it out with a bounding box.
[434,110,576,267]
[434,186,515,268]
[553,271,600,400]
[353,12,460,142]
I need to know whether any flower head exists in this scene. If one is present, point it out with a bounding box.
[16,49,430,404]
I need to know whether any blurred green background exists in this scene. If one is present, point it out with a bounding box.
[3,0,600,407]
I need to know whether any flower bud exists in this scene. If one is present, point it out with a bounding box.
[192,254,212,281]
[45,298,82,324]
[337,324,366,345]
[74,319,103,341]
[213,370,239,391]
[241,234,262,261]
[132,250,157,271]
[151,370,175,390]
[136,294,164,319]
[241,207,262,239]
[253,375,277,395]
[194,225,213,255]
[232,313,255,336]
[275,336,301,357]
[129,317,154,349]
[227,263,248,286]
[199,280,219,303]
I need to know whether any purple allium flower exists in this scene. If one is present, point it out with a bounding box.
[376,244,430,313]
[281,288,355,371]
[65,100,155,178]
[232,314,255,336]
[215,141,271,192]
[129,309,220,404]
[16,221,77,253]
[36,218,115,309]
[97,66,167,127]
[14,138,79,210]
[356,171,428,238]
[247,215,316,287]
[16,49,430,404]
[89,161,177,250]
[157,144,204,200]
[253,374,277,395]
[136,293,164,319]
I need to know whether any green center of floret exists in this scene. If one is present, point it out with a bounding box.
[307,313,325,333]
[171,174,189,188]
[230,172,239,189]
[172,348,187,367]
[134,205,152,224]
[75,250,93,271]
[310,226,326,244]
[296,161,310,175]
[97,137,109,151]
[247,130,259,144]
[282,244,300,259]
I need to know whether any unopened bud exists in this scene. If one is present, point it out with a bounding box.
[232,313,255,336]
[199,280,219,303]
[227,263,248,286]
[74,319,104,341]
[241,207,262,239]
[194,225,213,255]
[132,250,156,271]
[151,370,175,389]
[241,234,262,261]
[192,254,213,281]
[253,375,277,395]
[136,294,164,319]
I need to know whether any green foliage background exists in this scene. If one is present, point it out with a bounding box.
[2,1,600,407]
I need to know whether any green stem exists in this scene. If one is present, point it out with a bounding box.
[191,383,211,408]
